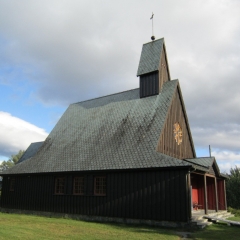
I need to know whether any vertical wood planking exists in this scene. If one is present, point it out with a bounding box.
[160,171,166,220]
[1,169,190,222]
[157,87,195,159]
[159,46,170,91]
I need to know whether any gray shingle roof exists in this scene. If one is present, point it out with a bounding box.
[184,157,225,177]
[184,157,214,168]
[2,80,193,175]
[137,38,164,76]
[18,142,44,164]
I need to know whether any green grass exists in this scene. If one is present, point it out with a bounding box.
[228,207,240,217]
[1,212,240,240]
[191,217,240,240]
[227,216,240,221]
[0,212,179,240]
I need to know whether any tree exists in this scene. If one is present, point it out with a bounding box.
[0,150,25,172]
[226,166,240,209]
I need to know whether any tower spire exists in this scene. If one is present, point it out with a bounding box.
[150,13,155,41]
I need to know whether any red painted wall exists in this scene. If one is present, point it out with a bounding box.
[217,179,226,210]
[207,177,216,210]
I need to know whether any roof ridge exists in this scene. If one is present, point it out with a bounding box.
[142,38,164,45]
[72,88,139,105]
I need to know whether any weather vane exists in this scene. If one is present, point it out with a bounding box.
[150,12,155,41]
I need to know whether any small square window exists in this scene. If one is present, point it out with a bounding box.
[55,177,65,194]
[10,178,15,192]
[73,177,84,195]
[94,176,106,196]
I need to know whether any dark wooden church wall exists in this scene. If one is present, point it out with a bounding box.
[1,168,190,222]
[157,87,195,159]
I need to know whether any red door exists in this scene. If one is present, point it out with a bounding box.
[192,188,198,204]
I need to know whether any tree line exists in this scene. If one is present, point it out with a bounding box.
[226,166,240,209]
[0,150,25,172]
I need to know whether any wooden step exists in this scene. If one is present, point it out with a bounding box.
[204,216,240,227]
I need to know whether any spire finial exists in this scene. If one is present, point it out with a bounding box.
[150,13,155,41]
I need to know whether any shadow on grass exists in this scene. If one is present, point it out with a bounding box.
[81,220,179,238]
[192,221,240,240]
[94,221,174,233]
[0,213,181,240]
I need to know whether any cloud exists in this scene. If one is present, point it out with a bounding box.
[192,125,240,152]
[0,0,240,171]
[0,111,48,157]
[212,151,240,173]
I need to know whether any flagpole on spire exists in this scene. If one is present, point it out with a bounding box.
[150,13,155,41]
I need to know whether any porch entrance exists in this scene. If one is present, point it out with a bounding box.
[191,173,226,214]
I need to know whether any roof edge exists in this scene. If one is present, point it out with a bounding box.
[72,88,139,105]
[142,37,164,46]
[176,82,196,157]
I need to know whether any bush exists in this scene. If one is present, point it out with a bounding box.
[228,207,240,217]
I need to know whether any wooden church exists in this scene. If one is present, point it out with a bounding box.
[0,38,227,226]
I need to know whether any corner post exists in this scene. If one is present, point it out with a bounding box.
[214,177,218,212]
[204,174,208,215]
[187,170,192,221]
[223,179,227,210]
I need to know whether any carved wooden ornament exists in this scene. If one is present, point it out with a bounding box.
[173,122,183,145]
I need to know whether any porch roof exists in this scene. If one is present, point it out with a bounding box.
[184,157,225,178]
[184,157,214,168]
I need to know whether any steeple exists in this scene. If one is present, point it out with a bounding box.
[137,38,171,98]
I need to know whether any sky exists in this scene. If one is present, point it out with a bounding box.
[0,0,240,173]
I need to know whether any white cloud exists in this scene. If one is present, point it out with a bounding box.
[0,111,48,157]
[212,151,240,173]
[0,0,240,171]
[192,125,240,152]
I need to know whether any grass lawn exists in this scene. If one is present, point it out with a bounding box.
[0,212,179,240]
[191,216,240,240]
[227,216,240,221]
[1,212,240,240]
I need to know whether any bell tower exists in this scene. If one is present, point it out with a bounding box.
[137,38,171,98]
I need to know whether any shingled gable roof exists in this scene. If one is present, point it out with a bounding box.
[2,80,193,175]
[184,157,223,177]
[185,157,214,168]
[137,38,170,78]
[18,142,44,164]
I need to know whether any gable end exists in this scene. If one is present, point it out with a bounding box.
[156,82,196,159]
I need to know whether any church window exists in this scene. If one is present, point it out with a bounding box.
[94,176,106,196]
[73,177,85,195]
[10,178,15,191]
[55,177,65,194]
